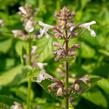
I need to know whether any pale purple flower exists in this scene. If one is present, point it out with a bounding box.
[79,21,96,37]
[79,75,90,84]
[38,21,54,38]
[37,70,52,83]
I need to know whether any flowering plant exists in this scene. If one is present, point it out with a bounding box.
[37,7,96,109]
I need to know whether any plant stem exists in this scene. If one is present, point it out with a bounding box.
[65,30,69,109]
[27,38,32,109]
[65,61,69,109]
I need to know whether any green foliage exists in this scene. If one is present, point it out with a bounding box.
[36,37,53,62]
[0,0,109,109]
[82,88,108,108]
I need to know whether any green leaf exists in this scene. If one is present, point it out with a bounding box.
[0,102,9,109]
[8,66,32,86]
[81,0,88,9]
[0,65,22,86]
[97,79,109,96]
[82,88,108,108]
[15,41,28,56]
[10,86,34,101]
[36,70,53,91]
[81,42,96,58]
[0,38,12,53]
[36,37,53,62]
[36,71,60,98]
[0,95,18,106]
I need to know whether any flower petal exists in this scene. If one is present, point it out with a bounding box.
[24,19,34,32]
[38,21,53,38]
[19,6,27,15]
[79,21,96,37]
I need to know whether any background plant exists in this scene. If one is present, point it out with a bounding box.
[0,0,109,109]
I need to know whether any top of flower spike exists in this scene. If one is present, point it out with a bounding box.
[55,7,75,21]
[18,4,34,18]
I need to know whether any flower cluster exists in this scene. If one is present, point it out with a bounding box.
[11,5,96,108]
[11,102,23,109]
[12,4,36,40]
[52,7,96,61]
[37,7,96,101]
[18,4,36,33]
[47,75,90,97]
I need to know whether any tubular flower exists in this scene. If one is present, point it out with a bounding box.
[79,21,96,37]
[12,30,28,40]
[24,18,35,33]
[18,4,36,33]
[38,21,54,38]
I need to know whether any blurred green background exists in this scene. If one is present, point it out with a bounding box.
[0,0,109,109]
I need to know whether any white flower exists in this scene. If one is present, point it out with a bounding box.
[11,102,23,109]
[79,75,90,84]
[19,6,27,15]
[12,30,23,37]
[79,21,96,37]
[37,70,52,83]
[24,19,35,33]
[37,62,47,70]
[31,46,37,54]
[0,19,4,26]
[38,21,54,38]
[12,30,28,40]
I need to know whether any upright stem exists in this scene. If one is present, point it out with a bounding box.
[65,30,69,109]
[27,38,32,109]
[65,61,69,109]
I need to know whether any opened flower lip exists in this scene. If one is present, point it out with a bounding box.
[79,21,96,37]
[38,21,54,38]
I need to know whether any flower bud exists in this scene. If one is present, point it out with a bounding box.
[24,19,35,33]
[48,83,57,92]
[74,83,80,91]
[53,42,62,48]
[0,19,4,26]
[56,87,63,96]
